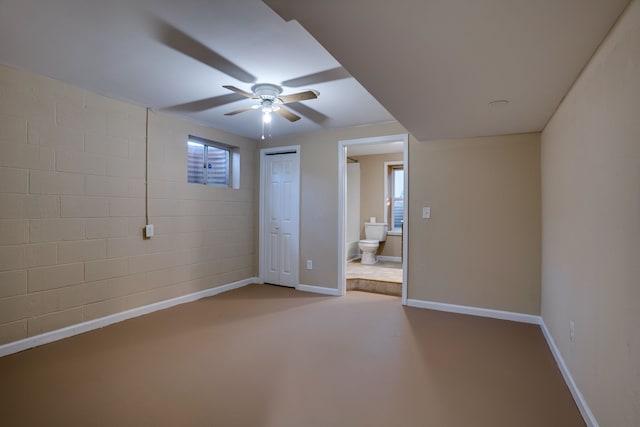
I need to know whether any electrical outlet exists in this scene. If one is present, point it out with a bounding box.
[569,321,575,342]
[306,260,313,270]
[422,207,431,219]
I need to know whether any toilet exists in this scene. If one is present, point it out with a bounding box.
[358,222,388,265]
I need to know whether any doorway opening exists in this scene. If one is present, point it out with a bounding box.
[338,134,408,304]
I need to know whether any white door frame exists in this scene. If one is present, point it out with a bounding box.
[259,145,301,286]
[338,134,409,304]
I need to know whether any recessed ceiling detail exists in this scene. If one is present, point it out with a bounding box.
[488,100,510,108]
[265,0,629,141]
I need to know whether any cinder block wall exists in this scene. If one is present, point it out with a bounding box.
[0,65,258,345]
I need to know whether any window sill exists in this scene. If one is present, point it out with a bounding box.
[387,230,403,236]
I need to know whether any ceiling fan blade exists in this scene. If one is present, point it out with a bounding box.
[223,85,255,99]
[151,17,256,83]
[163,93,245,112]
[275,107,301,122]
[278,90,318,104]
[224,106,254,116]
[282,67,351,87]
[285,102,330,125]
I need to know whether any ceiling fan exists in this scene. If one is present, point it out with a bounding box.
[222,83,319,123]
[152,17,348,129]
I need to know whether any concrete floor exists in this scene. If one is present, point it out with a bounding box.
[0,284,584,427]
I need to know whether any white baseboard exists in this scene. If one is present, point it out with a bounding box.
[378,256,402,263]
[296,284,341,296]
[406,298,541,324]
[0,277,257,358]
[539,320,599,427]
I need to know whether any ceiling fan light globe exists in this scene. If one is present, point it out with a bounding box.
[261,99,274,113]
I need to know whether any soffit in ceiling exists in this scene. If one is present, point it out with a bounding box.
[265,0,630,141]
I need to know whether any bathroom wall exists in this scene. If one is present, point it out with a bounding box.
[345,162,361,260]
[0,64,258,345]
[352,153,403,258]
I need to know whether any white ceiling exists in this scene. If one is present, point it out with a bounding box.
[0,0,395,140]
[0,0,630,142]
[265,0,629,141]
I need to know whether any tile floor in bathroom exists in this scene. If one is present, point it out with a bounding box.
[346,259,403,283]
[346,259,403,296]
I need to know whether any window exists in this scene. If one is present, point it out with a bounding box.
[385,162,404,233]
[187,136,238,187]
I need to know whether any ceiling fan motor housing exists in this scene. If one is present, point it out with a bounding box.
[251,83,283,100]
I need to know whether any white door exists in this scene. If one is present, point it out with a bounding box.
[263,152,299,286]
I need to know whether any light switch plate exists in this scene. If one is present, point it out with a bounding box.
[422,207,431,219]
[144,224,154,238]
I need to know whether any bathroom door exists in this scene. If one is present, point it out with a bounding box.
[263,152,299,287]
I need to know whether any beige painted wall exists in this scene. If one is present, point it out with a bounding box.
[408,133,541,314]
[0,65,258,345]
[541,1,640,425]
[352,153,403,258]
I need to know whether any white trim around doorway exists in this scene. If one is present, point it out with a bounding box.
[337,134,409,305]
